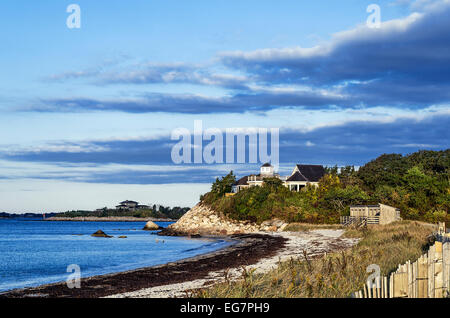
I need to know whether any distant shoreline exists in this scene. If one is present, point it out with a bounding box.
[44,216,177,222]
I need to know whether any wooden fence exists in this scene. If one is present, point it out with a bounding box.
[353,223,450,298]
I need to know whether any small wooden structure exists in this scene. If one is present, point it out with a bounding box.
[341,203,401,226]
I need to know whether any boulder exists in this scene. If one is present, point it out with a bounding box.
[143,221,161,230]
[91,230,112,238]
[261,218,288,232]
[277,223,288,232]
[118,236,127,238]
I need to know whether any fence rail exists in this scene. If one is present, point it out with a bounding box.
[340,216,379,226]
[353,227,450,298]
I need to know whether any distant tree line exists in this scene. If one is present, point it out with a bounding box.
[0,212,58,219]
[56,204,190,220]
[201,149,449,224]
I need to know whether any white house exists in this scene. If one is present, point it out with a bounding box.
[285,164,326,192]
[232,163,325,193]
[115,200,150,211]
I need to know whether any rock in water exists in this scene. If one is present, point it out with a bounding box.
[91,230,113,238]
[142,221,161,230]
[118,236,127,238]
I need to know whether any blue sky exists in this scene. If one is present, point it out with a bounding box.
[0,0,449,212]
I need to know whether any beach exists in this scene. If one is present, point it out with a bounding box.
[1,229,357,298]
[107,229,358,298]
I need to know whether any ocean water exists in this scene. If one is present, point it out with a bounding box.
[0,219,232,292]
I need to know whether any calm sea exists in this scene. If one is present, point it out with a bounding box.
[0,219,232,292]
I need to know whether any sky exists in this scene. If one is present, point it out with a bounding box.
[0,0,449,212]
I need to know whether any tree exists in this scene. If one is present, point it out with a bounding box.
[263,177,283,189]
[211,171,236,196]
[325,165,338,175]
[357,153,407,190]
[322,186,370,212]
[318,174,341,195]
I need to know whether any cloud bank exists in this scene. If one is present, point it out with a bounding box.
[31,1,450,114]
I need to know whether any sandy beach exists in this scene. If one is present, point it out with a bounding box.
[106,229,358,298]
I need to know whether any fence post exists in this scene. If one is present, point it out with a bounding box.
[393,271,408,298]
[435,241,443,298]
[407,260,413,297]
[417,254,428,298]
[428,244,436,298]
[413,258,419,298]
[367,281,372,298]
[389,274,393,298]
[443,242,450,297]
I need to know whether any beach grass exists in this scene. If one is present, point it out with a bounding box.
[283,223,344,232]
[194,220,434,298]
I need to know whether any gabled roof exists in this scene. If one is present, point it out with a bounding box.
[261,163,272,167]
[296,164,325,182]
[288,164,325,182]
[286,171,308,182]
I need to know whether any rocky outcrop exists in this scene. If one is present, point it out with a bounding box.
[91,230,113,238]
[260,219,289,232]
[158,203,288,236]
[142,221,162,230]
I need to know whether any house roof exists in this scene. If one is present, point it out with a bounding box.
[350,205,380,208]
[288,164,325,182]
[120,200,138,204]
[234,175,249,186]
[261,163,272,167]
[286,171,308,182]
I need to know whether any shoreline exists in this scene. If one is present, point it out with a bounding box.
[108,229,358,298]
[0,233,286,298]
[43,216,176,222]
[0,229,358,298]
